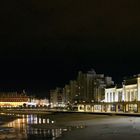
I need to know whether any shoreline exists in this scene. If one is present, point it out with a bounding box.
[29,113,113,130]
[2,108,140,116]
[0,114,20,126]
[56,115,140,140]
[0,109,53,115]
[48,110,140,117]
[28,114,140,140]
[0,111,140,140]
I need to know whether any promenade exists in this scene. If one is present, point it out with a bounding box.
[1,108,140,117]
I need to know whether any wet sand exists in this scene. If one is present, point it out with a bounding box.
[56,115,140,140]
[0,114,19,125]
[30,113,140,140]
[1,113,140,140]
[0,109,53,115]
[30,113,109,129]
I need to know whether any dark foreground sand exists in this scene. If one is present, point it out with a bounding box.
[0,114,19,125]
[30,113,140,140]
[56,115,140,140]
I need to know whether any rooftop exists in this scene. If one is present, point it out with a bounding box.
[123,78,137,85]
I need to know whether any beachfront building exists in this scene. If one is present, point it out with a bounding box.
[62,69,114,106]
[76,69,114,103]
[0,92,29,107]
[27,98,49,107]
[50,69,114,110]
[78,74,140,113]
[50,88,65,108]
[104,75,140,113]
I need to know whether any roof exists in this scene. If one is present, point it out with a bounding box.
[105,85,116,89]
[123,78,137,85]
[116,84,122,89]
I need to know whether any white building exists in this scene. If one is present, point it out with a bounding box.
[105,75,140,113]
[27,98,49,107]
[77,75,140,113]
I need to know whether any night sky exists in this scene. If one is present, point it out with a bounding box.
[0,0,140,96]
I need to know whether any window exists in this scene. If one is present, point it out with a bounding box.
[131,91,134,101]
[113,92,115,102]
[110,92,112,102]
[127,92,130,101]
[118,91,122,102]
[134,90,138,101]
[106,93,109,102]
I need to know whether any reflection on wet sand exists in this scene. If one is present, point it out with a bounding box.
[1,114,86,139]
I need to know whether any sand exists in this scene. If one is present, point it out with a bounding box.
[0,109,53,115]
[0,114,19,125]
[56,115,140,140]
[2,112,140,140]
[29,113,140,140]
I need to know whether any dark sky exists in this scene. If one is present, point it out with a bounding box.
[0,0,140,96]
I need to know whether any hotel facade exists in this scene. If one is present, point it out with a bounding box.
[78,75,140,113]
[0,92,49,108]
[50,69,114,108]
[0,92,29,107]
[104,75,140,113]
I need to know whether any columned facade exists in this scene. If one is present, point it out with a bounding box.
[78,75,140,113]
[104,76,140,113]
[0,92,29,107]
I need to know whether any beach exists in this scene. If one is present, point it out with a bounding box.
[1,112,140,140]
[0,114,19,125]
[55,115,140,140]
[27,113,140,140]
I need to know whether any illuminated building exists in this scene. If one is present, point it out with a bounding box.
[0,92,28,107]
[104,75,140,113]
[50,69,114,109]
[78,74,140,113]
[62,80,79,106]
[64,69,114,104]
[50,88,63,108]
[28,98,49,107]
